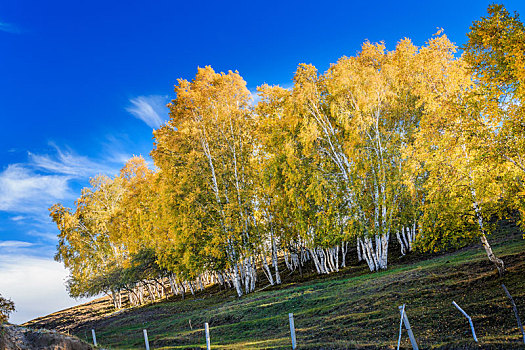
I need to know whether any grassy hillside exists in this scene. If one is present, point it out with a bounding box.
[25,226,525,349]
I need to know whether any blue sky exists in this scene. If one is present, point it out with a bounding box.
[1,0,524,324]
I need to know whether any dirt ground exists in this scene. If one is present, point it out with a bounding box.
[0,324,93,350]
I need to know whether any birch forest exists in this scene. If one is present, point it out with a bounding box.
[50,5,525,308]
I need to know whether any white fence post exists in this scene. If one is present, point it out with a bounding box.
[143,329,150,350]
[502,284,525,344]
[397,305,405,350]
[398,305,419,350]
[91,329,97,346]
[205,322,211,350]
[289,313,297,349]
[452,301,478,342]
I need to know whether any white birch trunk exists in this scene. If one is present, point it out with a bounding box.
[341,241,348,267]
[283,251,292,271]
[271,234,281,284]
[396,230,406,256]
[309,248,322,274]
[291,252,300,270]
[325,248,334,272]
[261,252,274,285]
[178,280,185,299]
[318,248,330,274]
[357,238,363,262]
[146,282,155,301]
[471,191,505,275]
[462,144,505,276]
[232,263,243,297]
[250,257,257,292]
[360,237,382,272]
[138,283,144,304]
[168,274,177,296]
[198,276,204,291]
[187,281,195,296]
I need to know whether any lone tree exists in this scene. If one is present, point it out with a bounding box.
[463,4,525,229]
[0,294,15,323]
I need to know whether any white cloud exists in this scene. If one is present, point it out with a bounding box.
[25,230,58,242]
[0,135,152,325]
[106,151,133,165]
[0,241,43,257]
[0,241,33,248]
[0,138,146,325]
[0,21,20,34]
[29,143,117,177]
[0,164,71,213]
[126,95,169,129]
[0,144,133,220]
[0,253,93,325]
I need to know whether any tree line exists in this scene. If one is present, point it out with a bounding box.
[50,5,525,308]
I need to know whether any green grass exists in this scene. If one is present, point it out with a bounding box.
[26,228,525,349]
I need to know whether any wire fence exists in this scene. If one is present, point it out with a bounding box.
[88,284,524,349]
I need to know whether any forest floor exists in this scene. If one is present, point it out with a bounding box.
[24,223,525,349]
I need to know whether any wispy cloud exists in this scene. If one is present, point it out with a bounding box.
[0,241,33,248]
[29,144,117,177]
[106,151,133,165]
[0,21,20,34]
[0,239,51,258]
[0,144,129,215]
[126,95,169,129]
[26,229,60,242]
[0,164,72,213]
